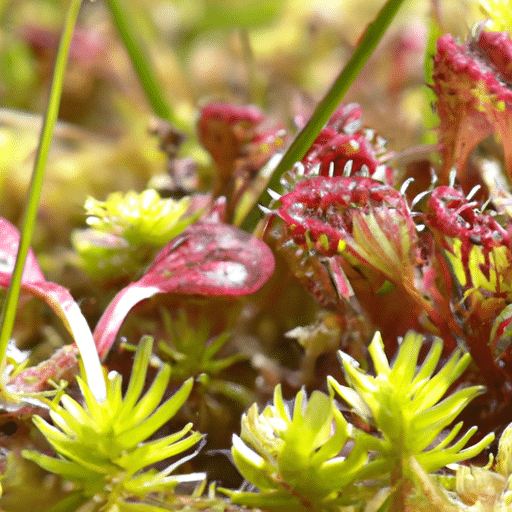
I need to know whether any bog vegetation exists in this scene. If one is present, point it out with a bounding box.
[3,0,512,511]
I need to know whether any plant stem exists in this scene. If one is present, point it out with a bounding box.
[0,0,83,390]
[105,0,189,133]
[239,0,407,231]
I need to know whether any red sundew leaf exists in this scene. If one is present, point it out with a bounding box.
[94,222,276,358]
[0,217,105,399]
[432,30,512,180]
[268,176,442,337]
[197,102,287,222]
[275,175,414,259]
[197,102,265,171]
[425,187,510,247]
[0,217,45,285]
[199,102,265,128]
[297,103,395,184]
[425,185,512,298]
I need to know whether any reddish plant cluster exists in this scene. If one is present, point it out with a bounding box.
[197,102,287,220]
[263,73,512,415]
[433,28,512,184]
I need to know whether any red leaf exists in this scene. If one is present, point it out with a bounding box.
[0,217,45,286]
[94,222,275,357]
[295,103,395,184]
[0,217,104,400]
[274,175,413,259]
[432,30,512,180]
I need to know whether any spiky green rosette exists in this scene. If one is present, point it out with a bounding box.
[22,336,204,511]
[223,384,377,511]
[73,189,200,279]
[227,331,494,511]
[329,331,493,477]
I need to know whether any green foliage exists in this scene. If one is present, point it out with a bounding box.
[72,189,200,279]
[329,331,494,477]
[156,309,254,406]
[224,384,374,511]
[158,309,243,379]
[227,331,494,511]
[22,336,204,511]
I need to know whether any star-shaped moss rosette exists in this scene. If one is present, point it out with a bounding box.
[432,28,512,182]
[223,384,375,511]
[72,189,200,280]
[0,217,104,403]
[94,221,275,358]
[155,309,254,407]
[226,331,493,511]
[22,336,205,511]
[328,330,494,509]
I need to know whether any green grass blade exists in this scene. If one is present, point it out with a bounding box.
[0,0,83,391]
[104,0,188,133]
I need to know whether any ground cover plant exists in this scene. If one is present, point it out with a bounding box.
[4,0,512,510]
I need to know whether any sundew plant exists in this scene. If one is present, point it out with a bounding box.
[4,0,512,511]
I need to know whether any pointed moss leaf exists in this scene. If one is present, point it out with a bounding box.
[225,488,303,510]
[441,425,478,454]
[410,338,443,390]
[120,335,153,413]
[32,415,70,445]
[117,336,161,427]
[202,330,231,361]
[94,222,275,357]
[74,377,109,427]
[120,364,171,429]
[21,450,103,484]
[59,392,101,432]
[106,371,124,414]
[272,383,291,422]
[116,430,203,473]
[231,434,277,491]
[310,409,350,466]
[431,421,465,451]
[116,378,193,447]
[304,391,334,450]
[318,442,369,488]
[413,351,472,412]
[389,331,423,389]
[48,408,78,438]
[367,332,391,376]
[328,376,373,422]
